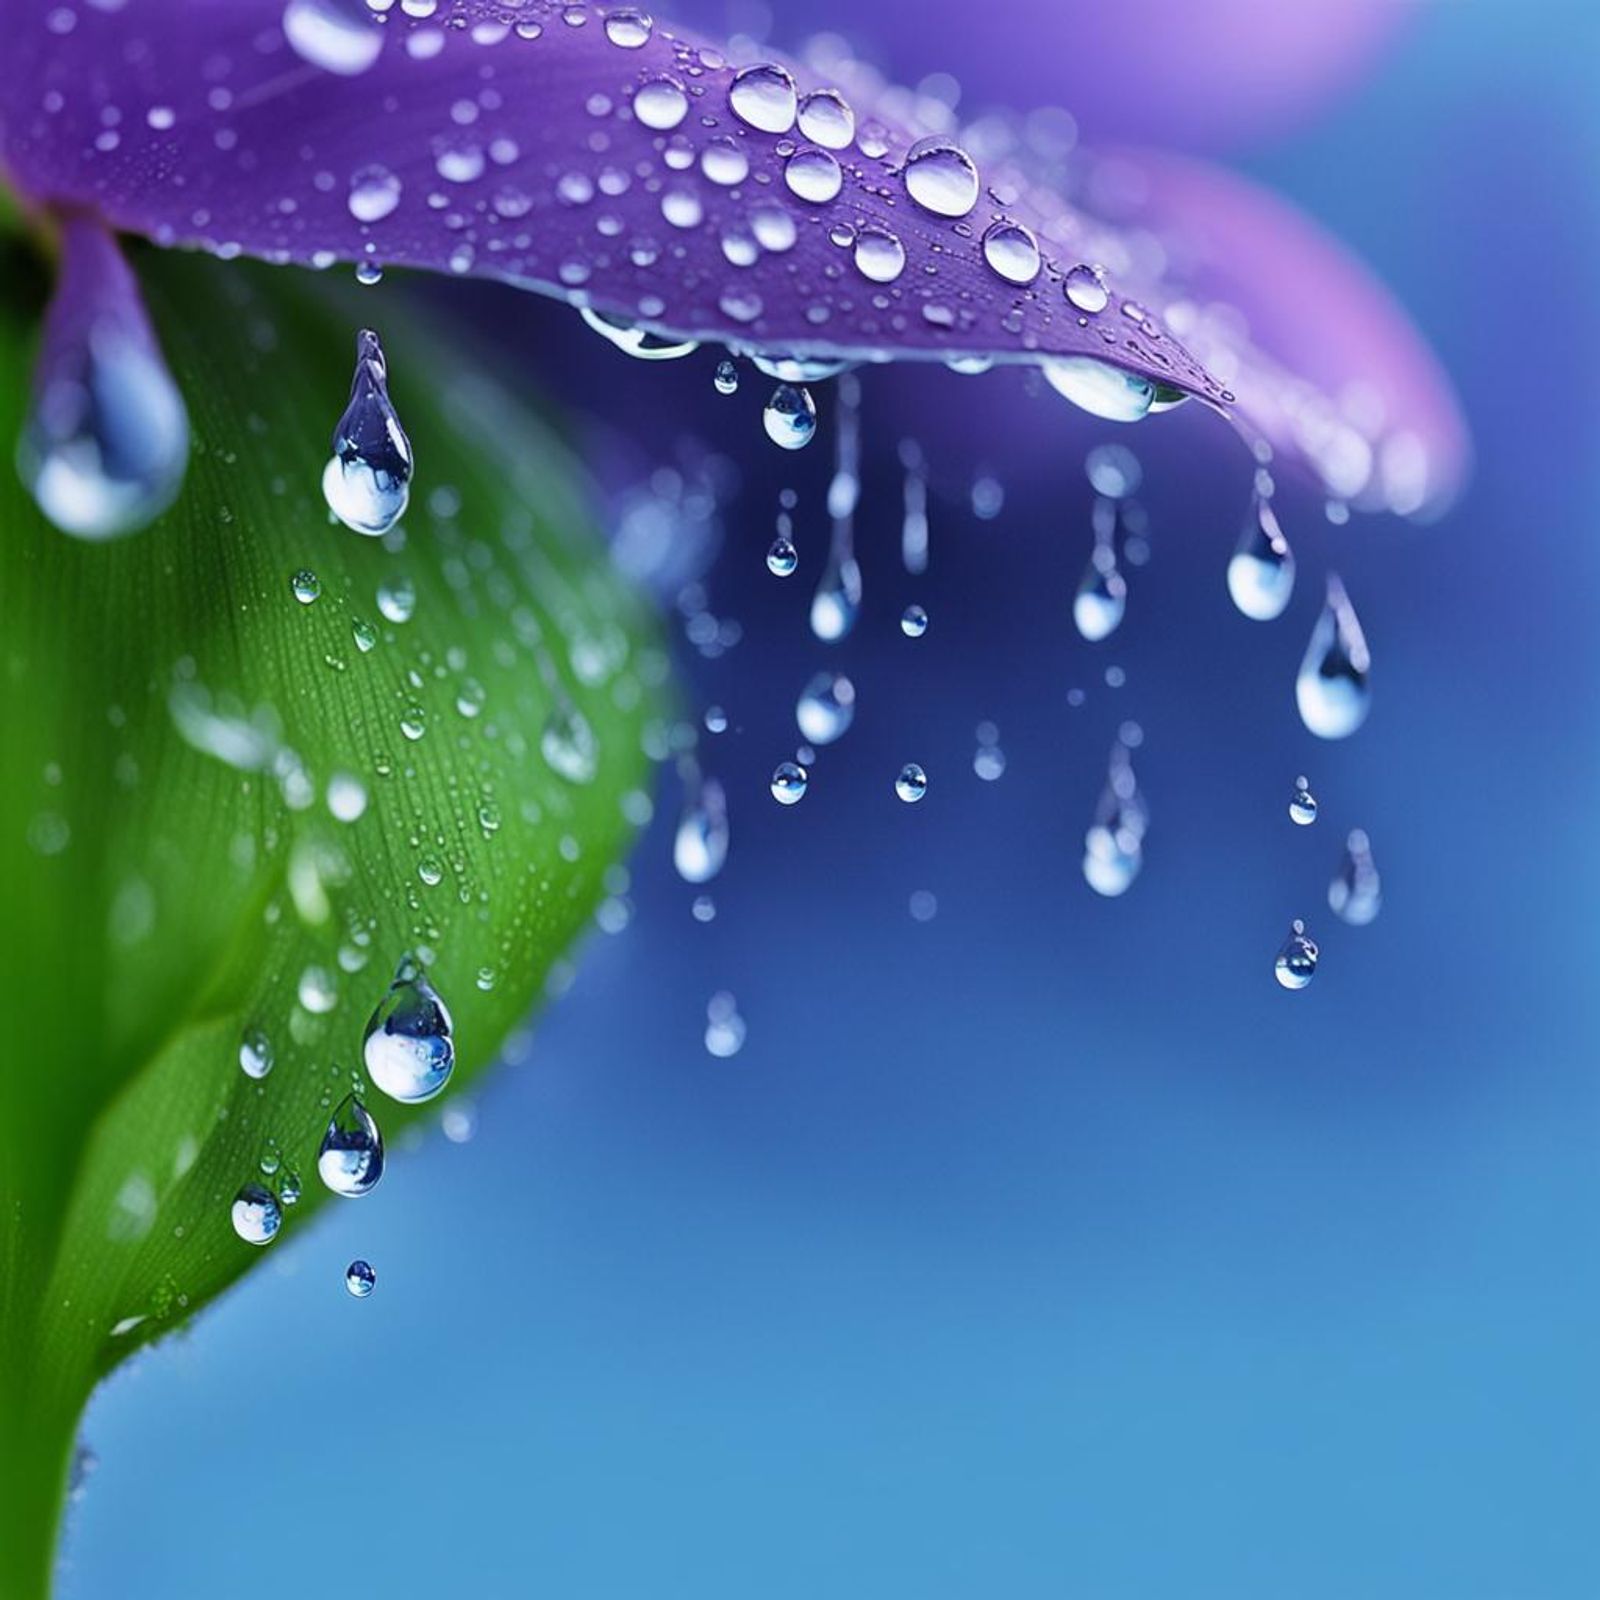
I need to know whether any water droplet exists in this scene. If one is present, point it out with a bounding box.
[770,760,808,805]
[895,763,929,803]
[230,1183,281,1245]
[981,219,1040,285]
[399,705,427,742]
[1274,920,1319,990]
[1329,829,1382,926]
[541,700,600,784]
[766,536,798,576]
[713,359,739,395]
[1073,540,1126,643]
[853,226,906,284]
[763,384,817,450]
[352,617,378,652]
[785,147,843,204]
[291,568,321,604]
[797,88,855,148]
[321,329,412,536]
[1085,443,1142,500]
[900,603,929,638]
[578,306,699,360]
[298,964,338,1013]
[810,523,862,641]
[1227,493,1296,621]
[376,575,416,623]
[345,1258,377,1297]
[728,62,797,133]
[796,670,856,745]
[317,1092,385,1196]
[902,135,979,217]
[1288,776,1318,826]
[603,6,652,47]
[283,0,382,74]
[673,766,730,884]
[704,990,747,1058]
[633,74,687,130]
[279,1167,302,1206]
[347,163,402,223]
[1296,575,1371,739]
[1043,356,1154,423]
[363,958,455,1103]
[1082,734,1147,897]
[1064,262,1110,314]
[239,1026,273,1080]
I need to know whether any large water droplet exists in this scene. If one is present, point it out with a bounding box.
[1296,575,1371,739]
[1273,920,1319,990]
[283,0,382,74]
[853,226,906,284]
[633,74,688,130]
[673,765,730,884]
[231,1183,282,1245]
[766,536,798,577]
[1328,829,1382,925]
[798,88,855,149]
[1082,734,1147,897]
[1227,492,1296,621]
[603,6,652,48]
[1064,263,1110,314]
[796,670,856,745]
[784,147,843,204]
[363,958,455,1103]
[321,329,412,536]
[981,219,1041,285]
[728,62,797,133]
[762,383,817,450]
[345,1258,377,1297]
[1043,356,1155,423]
[317,1092,386,1196]
[903,136,979,217]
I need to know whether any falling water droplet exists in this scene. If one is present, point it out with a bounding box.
[728,62,797,133]
[1227,492,1296,621]
[363,958,456,1103]
[1328,829,1382,926]
[763,384,817,450]
[1064,263,1110,314]
[713,359,739,395]
[1296,575,1371,739]
[230,1183,281,1245]
[902,136,979,217]
[1082,733,1147,897]
[321,329,412,536]
[1073,538,1126,643]
[766,536,798,577]
[239,1026,273,1080]
[1288,775,1318,826]
[1085,443,1142,500]
[895,763,929,803]
[1273,920,1319,990]
[704,992,747,1058]
[810,528,862,641]
[283,0,383,74]
[541,700,600,784]
[673,765,730,884]
[796,670,856,745]
[900,440,929,576]
[317,1092,386,1196]
[900,604,929,638]
[770,760,808,805]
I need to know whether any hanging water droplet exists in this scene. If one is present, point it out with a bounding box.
[1044,356,1155,423]
[763,384,817,450]
[321,329,412,536]
[1227,492,1296,621]
[1064,263,1110,314]
[900,603,929,638]
[578,306,699,361]
[1288,775,1318,826]
[603,6,652,48]
[283,0,383,75]
[291,568,322,604]
[239,1026,273,1080]
[345,1258,377,1296]
[317,1092,385,1196]
[1329,829,1382,926]
[902,136,979,217]
[230,1183,281,1245]
[981,219,1041,286]
[1074,540,1126,643]
[1082,734,1147,897]
[796,670,856,745]
[770,760,808,805]
[853,226,907,284]
[1273,920,1319,990]
[541,699,600,784]
[728,62,797,134]
[766,536,798,577]
[713,359,739,395]
[895,763,929,803]
[633,74,688,130]
[1296,574,1372,739]
[363,958,455,1103]
[673,765,730,884]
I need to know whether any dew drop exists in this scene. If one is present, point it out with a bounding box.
[291,568,322,604]
[603,6,652,48]
[1064,262,1110,314]
[895,763,929,804]
[798,88,855,149]
[1288,776,1318,826]
[230,1183,281,1246]
[853,226,906,284]
[347,164,401,223]
[1227,492,1296,621]
[363,957,455,1103]
[728,62,797,134]
[1296,575,1371,739]
[763,383,817,450]
[785,147,842,204]
[317,1092,385,1196]
[1329,829,1382,926]
[770,760,808,805]
[345,1258,377,1297]
[981,219,1041,285]
[321,329,412,536]
[239,1026,273,1080]
[902,135,979,217]
[633,74,688,130]
[1274,920,1319,991]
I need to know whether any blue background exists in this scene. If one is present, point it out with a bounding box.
[64,4,1599,1596]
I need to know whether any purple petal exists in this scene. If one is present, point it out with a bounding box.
[0,0,1229,412]
[1085,148,1470,514]
[16,211,189,539]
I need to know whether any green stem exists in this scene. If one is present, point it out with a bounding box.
[0,1376,80,1600]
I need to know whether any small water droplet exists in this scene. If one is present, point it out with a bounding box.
[1296,575,1371,739]
[352,616,378,652]
[796,670,856,745]
[900,603,929,638]
[902,136,979,217]
[1274,920,1319,990]
[541,699,600,784]
[981,219,1041,285]
[1288,776,1318,826]
[239,1026,273,1080]
[317,1092,385,1196]
[895,763,929,803]
[763,384,817,450]
[345,1258,378,1297]
[673,766,730,884]
[728,62,797,133]
[798,87,855,148]
[1064,262,1110,314]
[321,329,412,536]
[713,359,739,395]
[704,990,747,1058]
[290,568,322,604]
[766,536,798,577]
[1227,492,1296,621]
[376,575,415,624]
[770,760,808,805]
[1329,829,1382,926]
[347,163,402,224]
[363,957,455,1103]
[279,1167,302,1206]
[230,1183,281,1245]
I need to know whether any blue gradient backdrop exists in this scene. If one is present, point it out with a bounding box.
[63,4,1599,1596]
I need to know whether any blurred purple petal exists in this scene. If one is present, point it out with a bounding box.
[1087,148,1470,514]
[16,212,189,539]
[0,0,1228,411]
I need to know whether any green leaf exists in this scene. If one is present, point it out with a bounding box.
[0,244,662,1595]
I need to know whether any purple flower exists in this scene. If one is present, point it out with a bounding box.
[0,0,1465,537]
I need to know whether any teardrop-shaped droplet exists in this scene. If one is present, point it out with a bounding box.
[728,62,797,133]
[673,765,730,884]
[230,1182,282,1245]
[345,1258,377,1297]
[763,383,817,450]
[1082,734,1147,897]
[796,670,856,745]
[362,958,455,1103]
[1288,775,1318,826]
[321,329,413,536]
[1273,919,1319,990]
[283,0,383,74]
[766,536,798,577]
[1073,542,1126,642]
[1328,829,1382,926]
[317,1092,386,1196]
[1296,574,1371,739]
[902,136,980,218]
[1043,356,1155,423]
[1227,493,1296,621]
[810,528,862,641]
[540,699,600,784]
[895,763,929,803]
[770,760,808,805]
